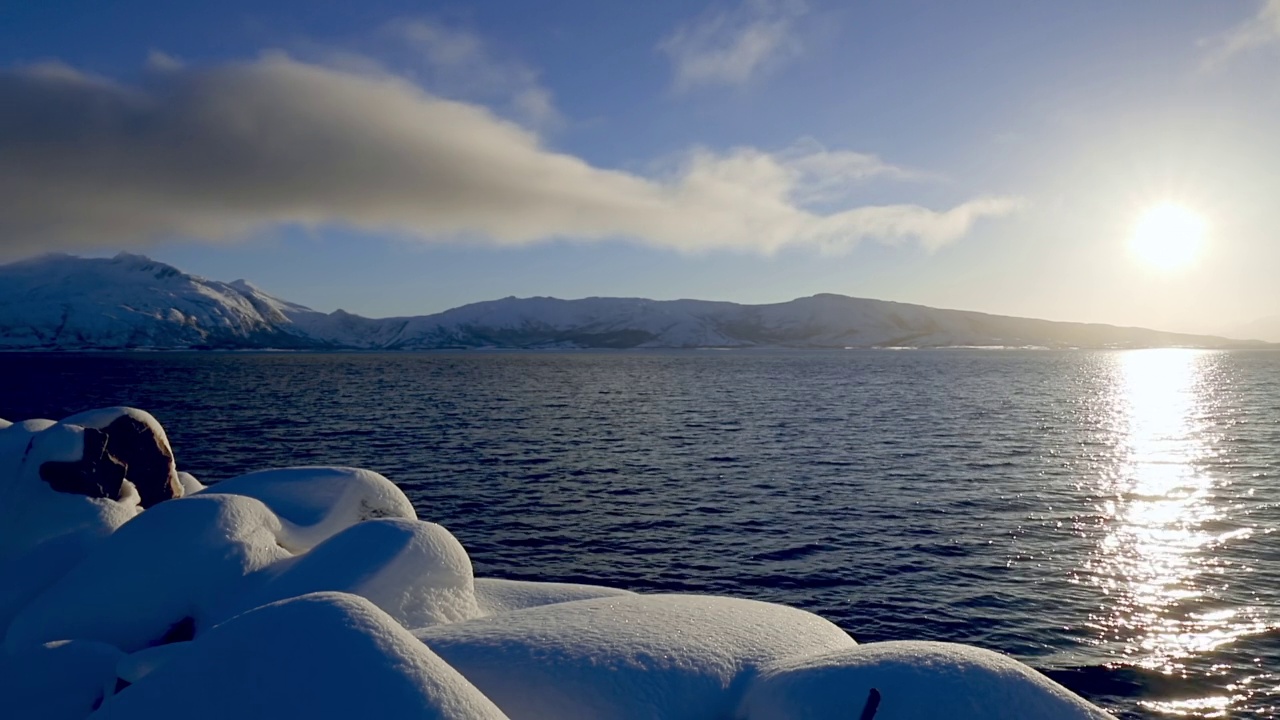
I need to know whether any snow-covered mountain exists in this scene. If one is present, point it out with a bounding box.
[0,253,1265,350]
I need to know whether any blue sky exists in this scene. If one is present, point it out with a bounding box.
[2,1,1278,333]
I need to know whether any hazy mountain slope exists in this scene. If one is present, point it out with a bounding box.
[1225,315,1280,344]
[0,254,318,349]
[0,253,1265,350]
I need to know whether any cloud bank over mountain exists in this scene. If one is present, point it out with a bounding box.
[0,54,1017,259]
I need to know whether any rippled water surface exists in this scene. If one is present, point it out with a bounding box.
[1,349,1277,718]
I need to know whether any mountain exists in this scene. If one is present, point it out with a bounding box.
[0,253,1267,350]
[1226,315,1280,344]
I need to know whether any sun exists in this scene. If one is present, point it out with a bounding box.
[1129,202,1207,272]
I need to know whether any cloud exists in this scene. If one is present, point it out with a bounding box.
[0,55,1018,258]
[659,0,806,90]
[1202,0,1280,68]
[779,138,942,205]
[379,20,564,128]
[300,19,564,129]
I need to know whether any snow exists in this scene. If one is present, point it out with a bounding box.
[0,639,123,720]
[60,407,182,508]
[0,253,1250,350]
[472,578,634,615]
[0,406,1119,719]
[740,641,1116,720]
[5,494,291,652]
[0,531,104,642]
[90,592,509,720]
[210,518,479,630]
[198,466,415,551]
[0,420,141,566]
[115,642,192,685]
[175,471,205,494]
[415,593,858,720]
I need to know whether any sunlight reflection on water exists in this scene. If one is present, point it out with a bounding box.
[1088,350,1271,717]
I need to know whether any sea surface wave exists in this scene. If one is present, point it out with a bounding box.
[2,349,1277,719]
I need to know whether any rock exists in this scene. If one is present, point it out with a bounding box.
[0,421,141,566]
[38,427,127,500]
[61,408,181,508]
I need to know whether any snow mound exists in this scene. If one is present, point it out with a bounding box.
[416,593,857,720]
[91,592,509,720]
[199,467,415,551]
[0,420,141,566]
[5,494,291,652]
[740,641,1117,720]
[0,639,123,720]
[0,406,1118,718]
[212,518,479,630]
[0,531,106,642]
[116,641,192,685]
[472,578,634,615]
[175,471,204,494]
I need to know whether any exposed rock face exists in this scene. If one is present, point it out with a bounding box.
[95,413,182,508]
[57,408,182,508]
[38,428,127,500]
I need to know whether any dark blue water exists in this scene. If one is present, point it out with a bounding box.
[1,349,1277,718]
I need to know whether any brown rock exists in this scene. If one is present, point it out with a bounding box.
[38,428,128,500]
[97,414,182,508]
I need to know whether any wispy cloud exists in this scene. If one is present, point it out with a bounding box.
[1201,0,1280,68]
[780,138,942,205]
[0,55,1018,259]
[315,19,564,128]
[659,0,807,91]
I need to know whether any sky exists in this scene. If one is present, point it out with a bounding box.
[2,0,1279,335]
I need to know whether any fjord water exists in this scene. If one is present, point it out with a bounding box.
[1,349,1276,719]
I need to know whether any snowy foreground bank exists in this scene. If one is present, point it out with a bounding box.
[0,408,1115,719]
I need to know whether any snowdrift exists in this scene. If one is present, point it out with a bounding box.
[0,408,1117,719]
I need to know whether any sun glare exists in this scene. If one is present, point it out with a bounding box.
[1129,203,1207,272]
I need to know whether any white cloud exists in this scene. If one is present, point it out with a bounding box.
[0,55,1018,258]
[1202,0,1280,67]
[659,0,807,90]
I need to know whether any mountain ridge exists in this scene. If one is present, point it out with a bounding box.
[0,253,1269,350]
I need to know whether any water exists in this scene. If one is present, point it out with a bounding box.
[1,349,1277,718]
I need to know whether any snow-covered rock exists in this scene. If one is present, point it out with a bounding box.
[0,639,124,720]
[175,471,205,494]
[91,592,509,720]
[211,518,479,630]
[415,593,857,720]
[5,494,291,652]
[115,642,192,686]
[472,578,635,615]
[198,466,416,551]
[60,408,181,508]
[740,641,1116,720]
[0,531,105,641]
[0,420,141,566]
[0,404,1120,718]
